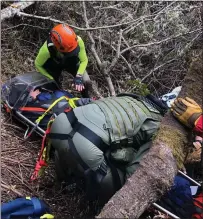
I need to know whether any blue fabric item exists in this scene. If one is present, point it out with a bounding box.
[37,90,74,101]
[37,92,52,101]
[167,175,192,206]
[158,175,195,219]
[54,90,74,98]
[1,197,50,219]
[31,197,42,215]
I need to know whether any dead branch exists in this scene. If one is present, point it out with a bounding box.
[1,182,23,197]
[106,29,123,74]
[2,23,49,31]
[16,11,140,31]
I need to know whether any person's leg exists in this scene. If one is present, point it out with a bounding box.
[43,59,63,86]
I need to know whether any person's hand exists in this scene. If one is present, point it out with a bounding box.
[171,97,202,128]
[30,89,41,100]
[193,135,202,150]
[73,74,85,92]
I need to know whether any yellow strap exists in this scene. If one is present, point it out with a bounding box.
[68,98,80,108]
[35,96,80,124]
[40,214,54,219]
[26,196,31,200]
[35,96,68,124]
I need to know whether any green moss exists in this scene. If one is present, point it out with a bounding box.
[127,79,150,96]
[154,125,187,169]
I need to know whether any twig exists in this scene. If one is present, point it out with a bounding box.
[2,23,49,31]
[141,59,176,82]
[1,183,23,197]
[154,1,177,20]
[3,164,33,192]
[96,5,132,17]
[4,123,25,131]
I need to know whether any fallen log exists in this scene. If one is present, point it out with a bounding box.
[1,1,35,21]
[97,53,203,218]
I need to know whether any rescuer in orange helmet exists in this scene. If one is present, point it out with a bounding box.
[35,24,90,97]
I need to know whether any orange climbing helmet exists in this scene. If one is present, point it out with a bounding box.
[50,24,79,55]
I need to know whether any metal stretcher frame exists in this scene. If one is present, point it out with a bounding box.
[2,72,59,139]
[153,170,201,219]
[3,98,46,138]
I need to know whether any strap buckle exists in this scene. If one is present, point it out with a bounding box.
[97,160,107,176]
[128,137,133,145]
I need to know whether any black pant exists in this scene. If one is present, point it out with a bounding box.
[43,58,89,97]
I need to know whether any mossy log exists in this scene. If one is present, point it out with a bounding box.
[97,52,203,218]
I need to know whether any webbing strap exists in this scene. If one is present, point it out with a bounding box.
[35,96,79,125]
[50,110,108,151]
[31,197,42,215]
[48,123,108,153]
[19,107,47,112]
[49,111,108,174]
[35,96,69,124]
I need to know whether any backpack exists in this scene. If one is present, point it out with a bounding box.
[1,197,54,219]
[193,192,203,219]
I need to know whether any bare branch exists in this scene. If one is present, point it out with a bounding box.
[95,5,133,17]
[106,29,123,74]
[17,11,141,31]
[2,23,49,31]
[95,37,136,78]
[121,28,202,55]
[126,59,177,93]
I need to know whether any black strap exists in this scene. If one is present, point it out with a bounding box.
[49,111,108,174]
[67,110,108,152]
[104,151,122,192]
[47,37,57,59]
[49,123,108,152]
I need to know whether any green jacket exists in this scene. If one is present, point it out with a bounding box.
[35,36,88,79]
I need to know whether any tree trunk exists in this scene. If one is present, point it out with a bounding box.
[1,1,34,21]
[97,52,203,218]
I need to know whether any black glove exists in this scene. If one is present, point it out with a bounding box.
[74,74,83,85]
[73,74,85,92]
